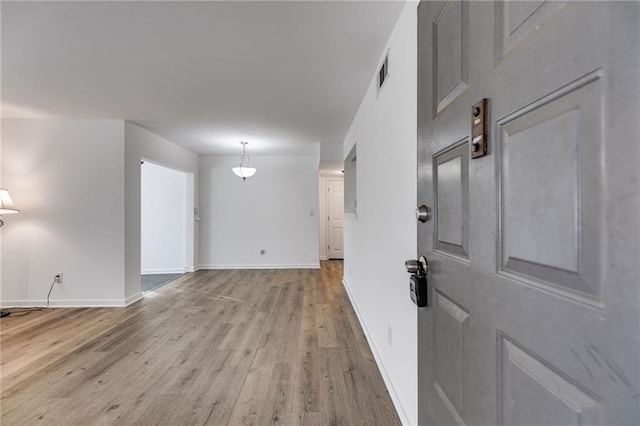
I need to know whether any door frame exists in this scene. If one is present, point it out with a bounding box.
[318,172,344,261]
[140,158,195,275]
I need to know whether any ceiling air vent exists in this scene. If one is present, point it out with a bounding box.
[377,51,390,96]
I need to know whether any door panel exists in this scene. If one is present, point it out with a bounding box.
[417,1,639,425]
[433,0,469,114]
[498,333,601,426]
[497,71,603,301]
[496,0,566,61]
[433,289,469,424]
[434,139,469,259]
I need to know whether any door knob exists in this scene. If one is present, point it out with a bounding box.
[405,256,429,274]
[405,259,420,273]
[415,205,429,222]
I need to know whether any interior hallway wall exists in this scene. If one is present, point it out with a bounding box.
[141,161,188,274]
[124,122,199,304]
[342,2,418,424]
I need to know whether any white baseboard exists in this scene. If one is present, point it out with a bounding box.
[196,263,320,270]
[1,298,129,308]
[141,268,185,275]
[125,292,143,306]
[342,277,412,426]
[319,256,328,261]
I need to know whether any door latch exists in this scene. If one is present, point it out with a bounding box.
[405,256,429,307]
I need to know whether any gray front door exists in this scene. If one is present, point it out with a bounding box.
[417,1,639,424]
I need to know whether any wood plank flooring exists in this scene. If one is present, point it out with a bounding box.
[0,261,401,425]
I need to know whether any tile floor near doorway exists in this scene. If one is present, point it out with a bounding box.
[141,273,183,293]
[0,261,400,425]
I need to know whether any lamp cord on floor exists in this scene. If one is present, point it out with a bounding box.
[5,308,42,317]
[1,278,57,318]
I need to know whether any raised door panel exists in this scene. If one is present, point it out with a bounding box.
[433,290,469,425]
[498,334,601,426]
[434,140,469,260]
[497,72,603,302]
[433,0,469,114]
[329,195,343,221]
[329,227,343,253]
[496,0,566,61]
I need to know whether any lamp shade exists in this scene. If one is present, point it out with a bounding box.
[232,166,257,179]
[0,189,19,214]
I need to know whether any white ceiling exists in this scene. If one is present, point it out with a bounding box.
[1,1,405,155]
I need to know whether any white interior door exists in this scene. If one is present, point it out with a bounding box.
[417,1,639,424]
[327,179,344,259]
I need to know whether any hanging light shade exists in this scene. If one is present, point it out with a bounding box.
[232,141,256,181]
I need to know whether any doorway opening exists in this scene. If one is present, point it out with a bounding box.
[140,160,194,293]
[319,143,345,261]
[319,173,344,260]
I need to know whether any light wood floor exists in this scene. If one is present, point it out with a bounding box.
[0,261,401,425]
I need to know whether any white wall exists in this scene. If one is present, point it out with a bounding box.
[1,119,127,306]
[141,161,188,274]
[124,122,199,303]
[342,3,418,425]
[199,154,320,269]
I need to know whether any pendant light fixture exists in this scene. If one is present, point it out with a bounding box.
[232,141,256,181]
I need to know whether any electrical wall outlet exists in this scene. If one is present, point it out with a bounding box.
[54,273,63,284]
